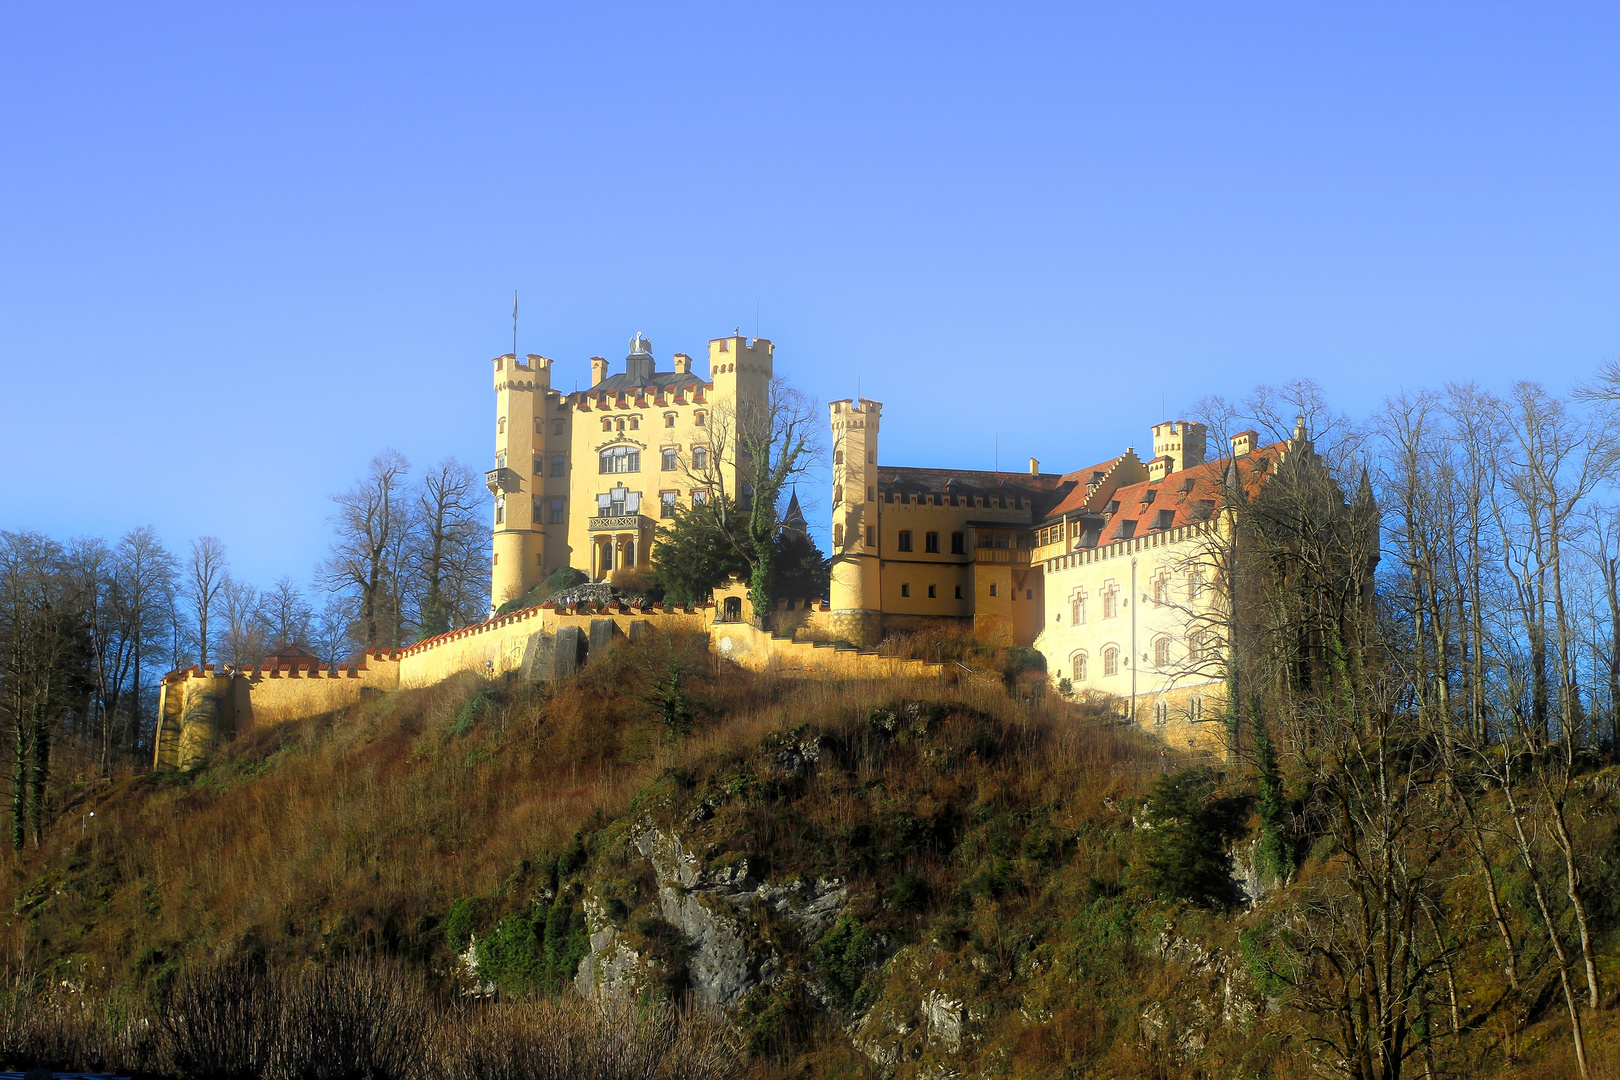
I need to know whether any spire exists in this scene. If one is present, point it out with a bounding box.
[782,488,807,534]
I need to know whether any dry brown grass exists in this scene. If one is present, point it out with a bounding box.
[0,958,737,1079]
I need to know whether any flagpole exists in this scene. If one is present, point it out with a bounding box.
[512,290,518,358]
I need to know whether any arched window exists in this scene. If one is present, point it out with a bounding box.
[1154,700,1169,725]
[1188,630,1206,662]
[665,414,676,427]
[629,417,639,430]
[834,485,843,504]
[1072,652,1087,682]
[1189,695,1203,721]
[1103,586,1119,619]
[615,419,625,432]
[1154,637,1171,667]
[1153,575,1169,604]
[1187,565,1205,600]
[601,418,612,432]
[1103,646,1118,676]
[623,540,635,566]
[835,448,844,465]
[1071,590,1086,625]
[695,411,706,427]
[498,417,506,434]
[833,523,844,547]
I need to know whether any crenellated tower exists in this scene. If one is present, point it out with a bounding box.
[828,397,882,647]
[489,352,556,608]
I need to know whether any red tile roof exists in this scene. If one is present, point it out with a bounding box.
[1076,442,1288,545]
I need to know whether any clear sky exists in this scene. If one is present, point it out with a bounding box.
[3,2,1618,588]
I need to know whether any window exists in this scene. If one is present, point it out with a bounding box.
[1190,695,1203,720]
[662,448,678,471]
[951,532,965,554]
[1071,591,1086,625]
[550,498,565,523]
[495,498,504,524]
[693,489,709,506]
[615,419,625,432]
[901,583,910,597]
[834,485,843,503]
[925,531,939,553]
[498,417,506,434]
[1103,587,1118,619]
[897,530,913,552]
[597,486,640,518]
[1154,700,1169,725]
[1154,637,1170,667]
[599,447,640,473]
[978,532,993,548]
[693,446,710,470]
[865,525,875,546]
[954,585,963,599]
[534,456,544,476]
[628,416,639,430]
[1103,646,1119,676]
[664,413,675,427]
[989,584,998,596]
[1073,653,1087,681]
[660,491,677,518]
[535,419,543,434]
[833,523,844,546]
[1153,575,1169,604]
[994,533,1009,549]
[601,418,612,432]
[928,584,937,598]
[1026,589,1033,599]
[552,456,566,476]
[867,486,874,502]
[835,448,844,465]
[694,411,706,427]
[552,419,565,435]
[1187,566,1204,600]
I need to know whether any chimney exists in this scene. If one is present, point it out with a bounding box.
[590,356,609,386]
[1230,429,1259,458]
[1029,457,1040,475]
[673,352,692,375]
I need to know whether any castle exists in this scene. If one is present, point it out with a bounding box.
[488,332,773,606]
[153,333,1353,769]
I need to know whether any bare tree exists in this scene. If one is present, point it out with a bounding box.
[186,536,229,668]
[115,526,177,757]
[409,458,482,638]
[320,451,411,649]
[217,577,266,669]
[680,378,822,623]
[260,575,313,653]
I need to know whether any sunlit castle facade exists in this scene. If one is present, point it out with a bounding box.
[827,403,1333,747]
[486,332,772,607]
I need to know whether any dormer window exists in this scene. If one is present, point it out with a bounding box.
[1153,509,1174,530]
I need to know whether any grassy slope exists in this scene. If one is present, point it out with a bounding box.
[9,630,1620,1079]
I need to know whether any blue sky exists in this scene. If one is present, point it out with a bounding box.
[3,2,1618,587]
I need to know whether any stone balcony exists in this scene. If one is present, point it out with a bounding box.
[588,513,653,532]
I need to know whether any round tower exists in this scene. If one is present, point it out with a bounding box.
[490,352,553,609]
[829,397,883,647]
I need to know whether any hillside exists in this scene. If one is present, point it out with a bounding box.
[6,628,1620,1079]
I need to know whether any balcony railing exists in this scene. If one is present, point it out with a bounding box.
[484,467,522,495]
[973,547,1032,565]
[588,513,652,532]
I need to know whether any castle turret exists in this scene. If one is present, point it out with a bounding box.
[490,352,553,608]
[707,334,775,502]
[829,397,882,647]
[1150,420,1207,474]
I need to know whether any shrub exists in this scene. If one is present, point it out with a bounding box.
[812,916,878,1012]
[1143,767,1245,909]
